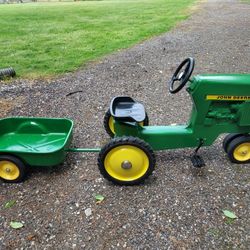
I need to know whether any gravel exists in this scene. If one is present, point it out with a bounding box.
[0,0,250,249]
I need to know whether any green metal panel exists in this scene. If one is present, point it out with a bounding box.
[0,117,73,166]
[114,74,250,150]
[238,102,250,126]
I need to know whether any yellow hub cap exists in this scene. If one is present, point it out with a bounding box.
[104,145,149,181]
[108,117,145,135]
[233,143,250,162]
[0,161,20,180]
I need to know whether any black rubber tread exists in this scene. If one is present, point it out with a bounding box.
[0,155,27,183]
[223,133,244,153]
[98,136,156,185]
[227,135,250,164]
[103,109,149,138]
[143,113,149,126]
[103,109,114,137]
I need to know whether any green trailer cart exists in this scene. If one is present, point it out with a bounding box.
[0,117,73,182]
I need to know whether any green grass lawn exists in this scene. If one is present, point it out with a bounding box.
[0,0,195,78]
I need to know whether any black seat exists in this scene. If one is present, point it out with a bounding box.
[110,96,146,123]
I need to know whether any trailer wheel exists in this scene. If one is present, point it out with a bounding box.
[98,137,155,185]
[0,155,27,183]
[223,133,243,153]
[227,135,250,163]
[103,109,149,138]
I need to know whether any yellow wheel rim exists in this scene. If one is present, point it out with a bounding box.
[104,145,149,181]
[108,116,115,135]
[139,121,144,126]
[108,117,145,135]
[233,143,250,162]
[0,161,20,180]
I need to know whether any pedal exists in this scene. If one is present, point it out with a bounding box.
[191,154,205,168]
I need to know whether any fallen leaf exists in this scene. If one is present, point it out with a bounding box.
[4,200,16,208]
[222,210,237,219]
[27,234,36,241]
[10,221,24,229]
[95,194,105,203]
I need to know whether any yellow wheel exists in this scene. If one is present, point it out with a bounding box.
[0,155,26,183]
[103,109,149,138]
[108,115,115,136]
[222,133,243,153]
[227,135,250,163]
[98,137,155,185]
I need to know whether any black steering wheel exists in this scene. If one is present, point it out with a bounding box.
[169,57,195,94]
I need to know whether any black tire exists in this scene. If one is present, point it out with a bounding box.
[227,135,250,163]
[0,155,27,183]
[103,109,115,137]
[103,109,149,138]
[143,113,149,126]
[223,133,243,153]
[98,136,156,185]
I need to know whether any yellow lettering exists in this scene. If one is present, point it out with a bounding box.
[206,95,250,101]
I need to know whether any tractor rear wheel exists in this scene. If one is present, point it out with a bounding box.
[98,136,155,185]
[103,109,149,138]
[227,135,250,163]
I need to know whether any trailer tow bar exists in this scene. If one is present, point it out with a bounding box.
[65,148,101,153]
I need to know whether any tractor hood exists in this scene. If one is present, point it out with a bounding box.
[191,74,250,86]
[188,74,250,101]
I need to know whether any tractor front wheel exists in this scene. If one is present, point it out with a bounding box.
[223,133,243,153]
[0,155,27,183]
[227,135,250,163]
[98,137,155,185]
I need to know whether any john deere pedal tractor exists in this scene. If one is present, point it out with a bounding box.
[99,58,250,185]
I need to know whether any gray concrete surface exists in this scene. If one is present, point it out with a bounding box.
[0,0,250,249]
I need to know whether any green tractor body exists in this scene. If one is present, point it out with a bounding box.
[113,74,250,150]
[100,58,250,185]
